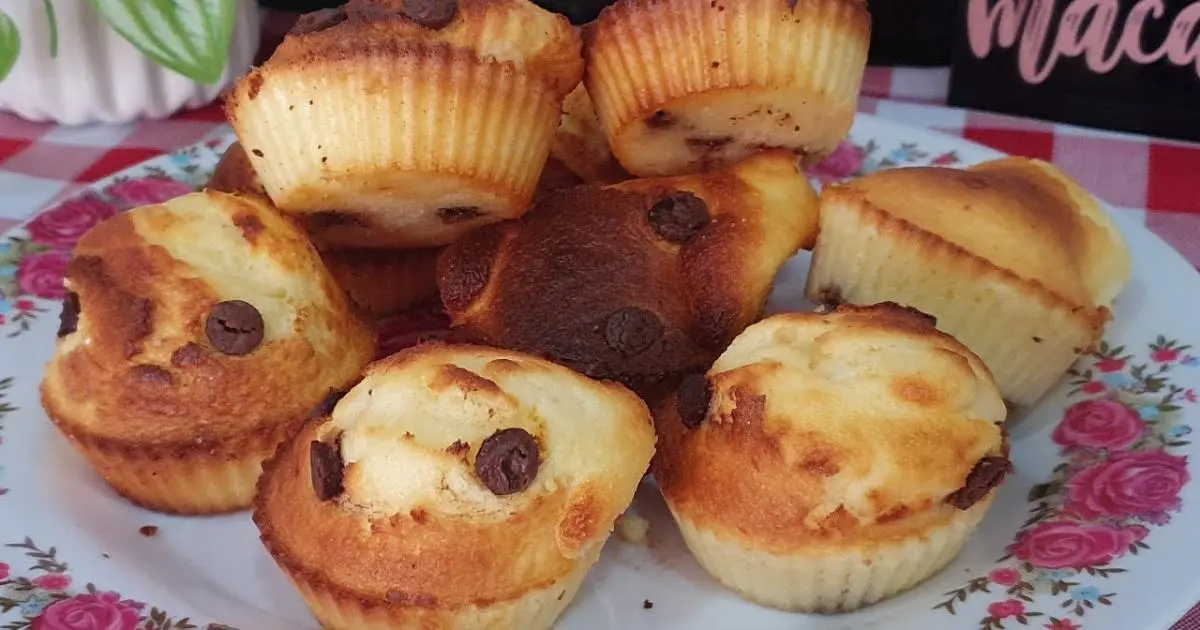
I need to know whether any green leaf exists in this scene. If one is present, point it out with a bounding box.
[0,10,20,83]
[43,0,58,57]
[87,0,236,84]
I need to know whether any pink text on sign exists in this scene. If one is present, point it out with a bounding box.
[967,0,1200,84]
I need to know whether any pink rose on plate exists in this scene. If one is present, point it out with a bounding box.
[987,599,1025,619]
[809,142,866,183]
[104,177,193,207]
[0,562,9,580]
[16,250,70,300]
[987,567,1021,586]
[32,573,72,590]
[1066,449,1189,519]
[26,194,119,249]
[1009,520,1143,569]
[1052,399,1145,451]
[32,592,143,630]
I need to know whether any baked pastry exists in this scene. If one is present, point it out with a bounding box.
[550,83,630,184]
[584,0,870,177]
[39,191,375,514]
[226,0,584,249]
[254,343,655,629]
[209,142,442,318]
[437,150,819,399]
[805,157,1133,406]
[653,303,1010,613]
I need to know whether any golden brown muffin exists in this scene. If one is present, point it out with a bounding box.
[208,142,442,319]
[550,83,631,184]
[654,303,1010,613]
[39,191,375,514]
[437,150,819,400]
[805,157,1133,406]
[584,0,870,177]
[226,0,584,249]
[254,343,655,629]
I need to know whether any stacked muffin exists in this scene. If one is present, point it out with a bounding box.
[38,0,1140,626]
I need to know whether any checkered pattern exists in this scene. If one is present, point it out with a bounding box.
[1,18,1200,628]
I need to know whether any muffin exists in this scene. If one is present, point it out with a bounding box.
[437,150,819,400]
[226,0,584,248]
[584,0,870,177]
[550,83,630,184]
[40,191,375,514]
[653,303,1010,613]
[254,343,656,629]
[805,157,1133,406]
[209,142,442,319]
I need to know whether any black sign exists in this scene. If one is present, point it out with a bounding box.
[949,0,1200,143]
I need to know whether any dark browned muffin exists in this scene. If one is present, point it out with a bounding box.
[437,150,819,399]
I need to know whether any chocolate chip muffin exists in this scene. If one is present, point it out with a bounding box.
[39,191,375,514]
[805,157,1133,406]
[226,0,584,249]
[584,0,870,177]
[209,142,442,319]
[254,343,656,629]
[436,150,820,401]
[653,303,1010,613]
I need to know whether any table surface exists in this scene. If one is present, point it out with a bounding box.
[2,13,1200,630]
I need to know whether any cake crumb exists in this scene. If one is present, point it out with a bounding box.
[138,525,158,537]
[643,599,654,609]
[616,513,650,544]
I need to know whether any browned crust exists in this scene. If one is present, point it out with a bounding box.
[41,194,376,452]
[208,142,268,200]
[652,303,1007,553]
[435,169,765,398]
[830,189,1112,336]
[253,342,642,614]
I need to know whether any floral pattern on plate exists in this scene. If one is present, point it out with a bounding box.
[0,140,227,338]
[935,340,1196,629]
[0,538,225,630]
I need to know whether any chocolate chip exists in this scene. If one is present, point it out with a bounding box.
[170,343,205,367]
[946,456,1012,510]
[310,437,345,501]
[474,428,540,495]
[139,525,158,537]
[400,0,458,29]
[131,364,173,385]
[648,192,710,243]
[646,110,676,129]
[57,291,80,338]
[437,206,483,224]
[205,300,264,356]
[291,8,347,34]
[605,307,663,355]
[676,372,711,429]
[308,389,347,420]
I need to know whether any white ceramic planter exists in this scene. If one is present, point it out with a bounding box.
[0,2,261,125]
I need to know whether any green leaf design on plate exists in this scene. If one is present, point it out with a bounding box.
[0,10,21,83]
[87,0,236,84]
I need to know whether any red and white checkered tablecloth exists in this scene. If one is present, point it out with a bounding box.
[2,15,1200,630]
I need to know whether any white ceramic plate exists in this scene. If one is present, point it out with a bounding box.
[1,114,1198,630]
